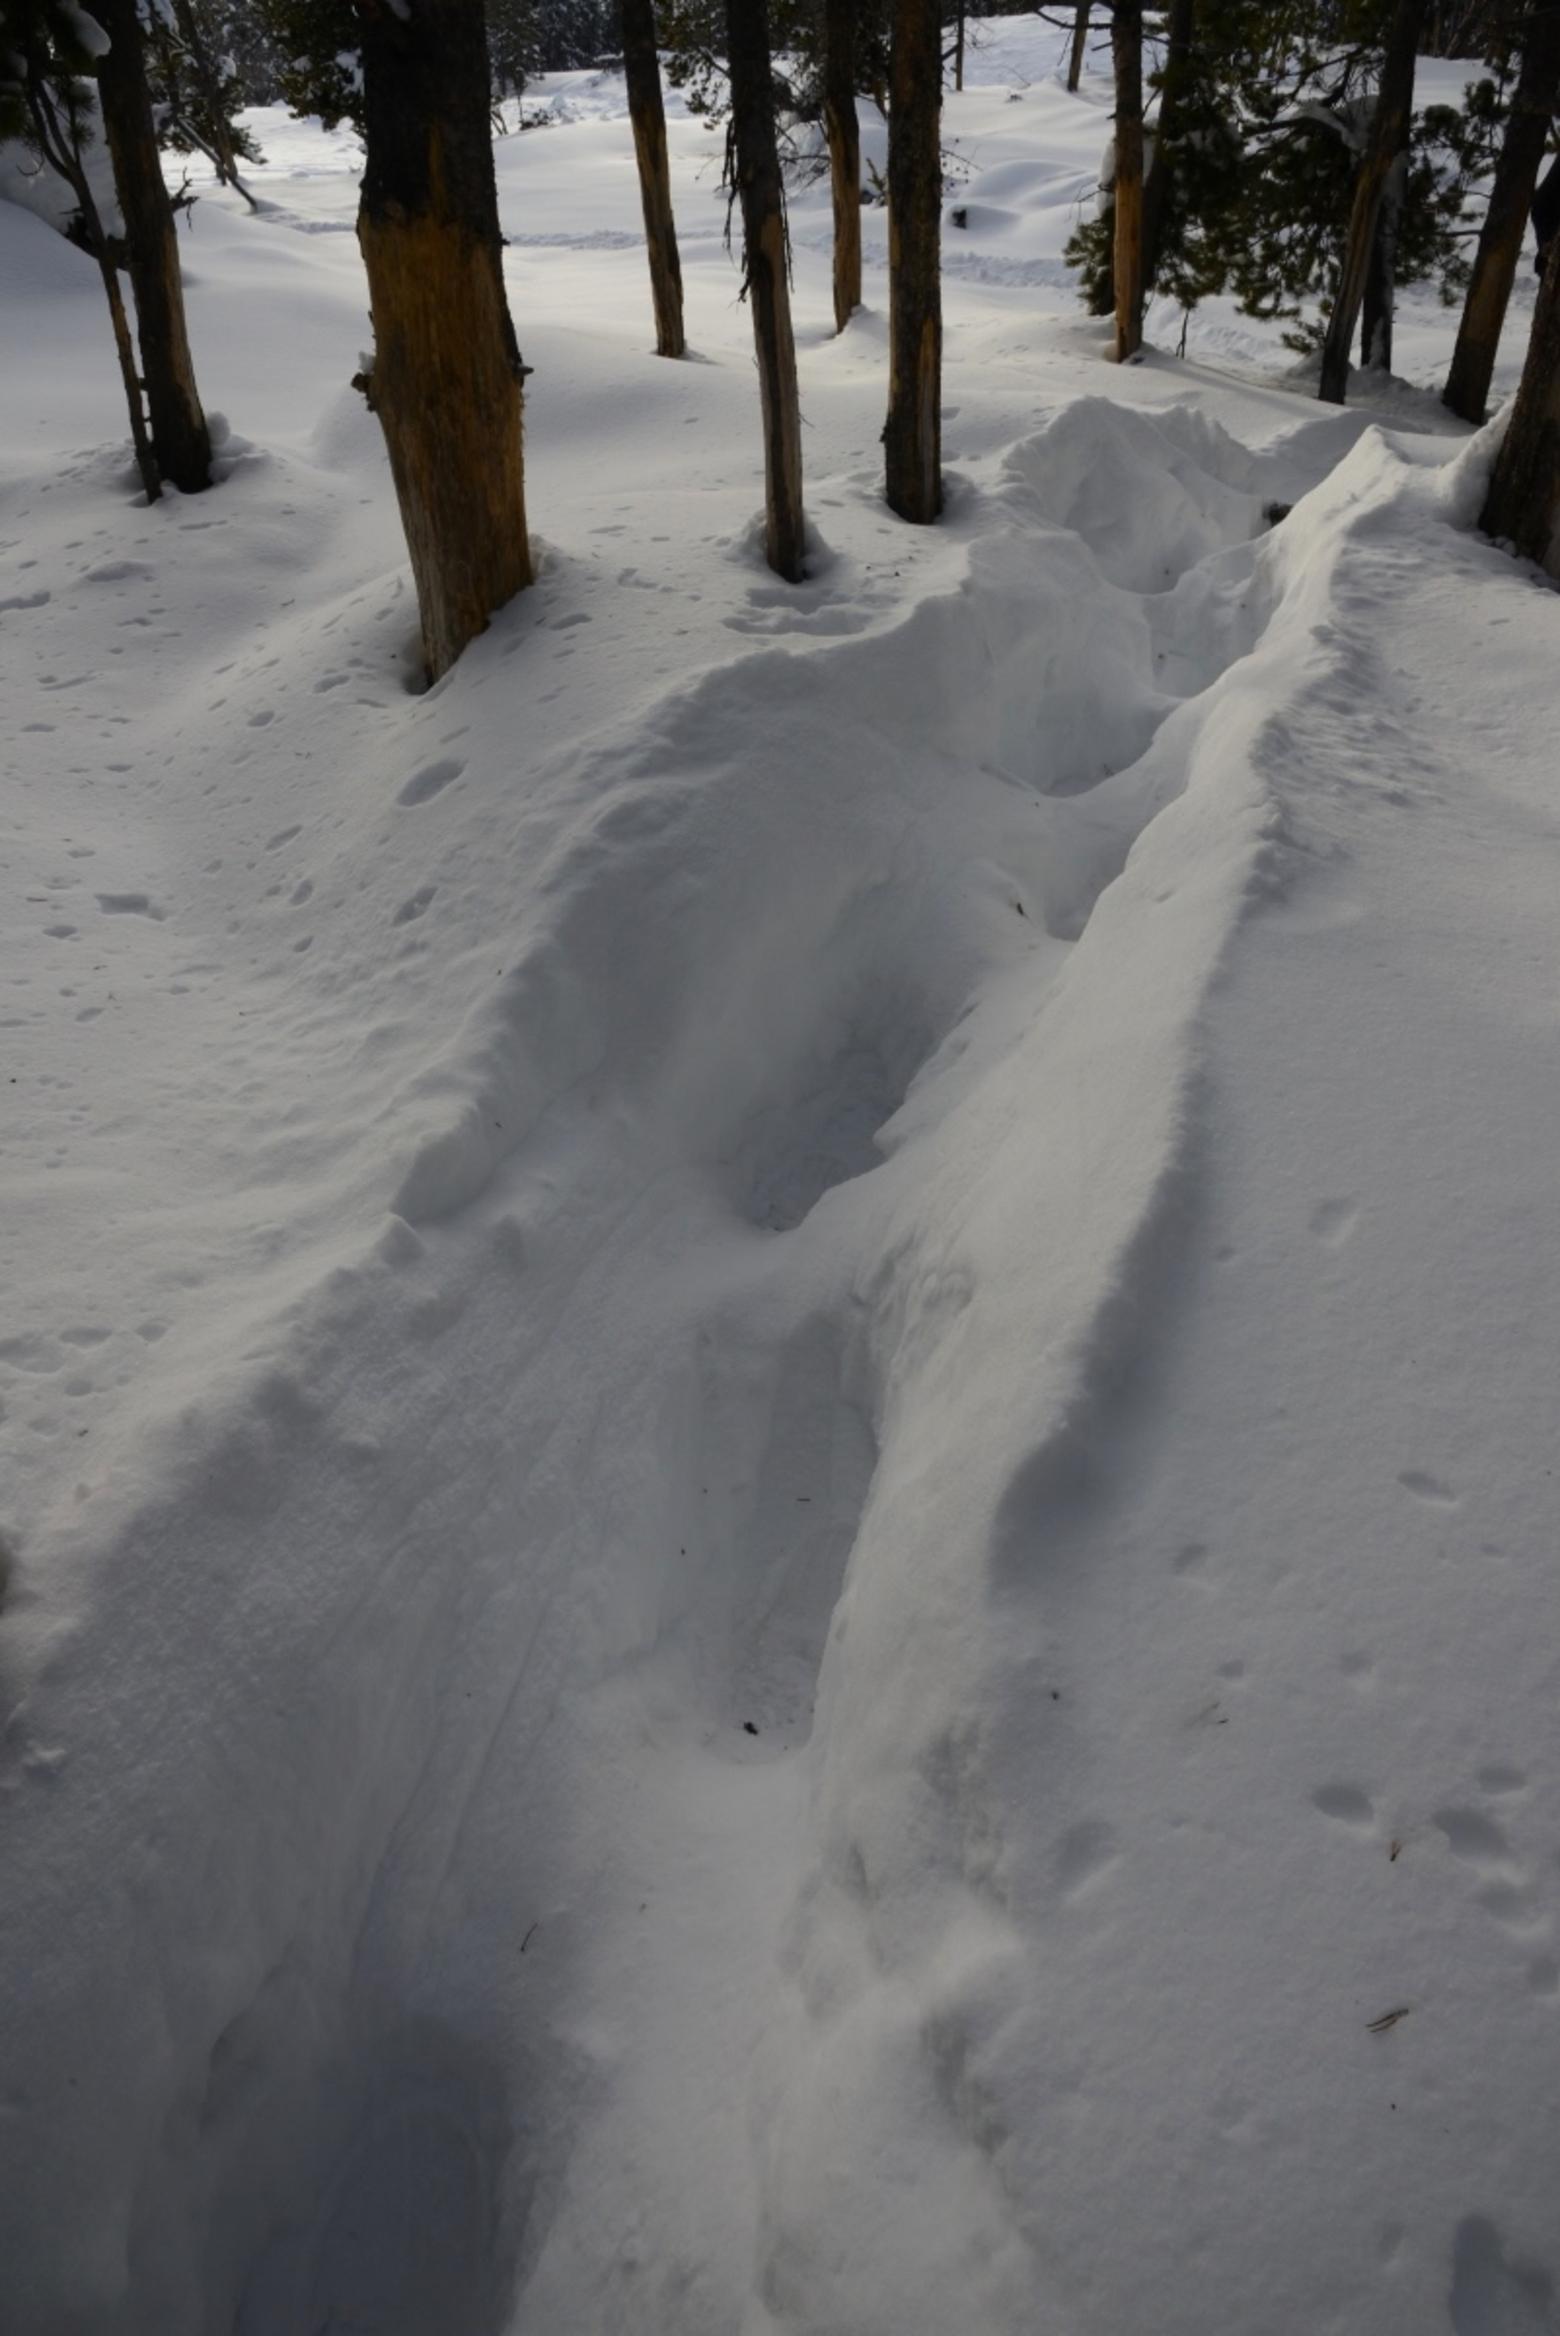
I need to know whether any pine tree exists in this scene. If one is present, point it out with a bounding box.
[1480,226,1560,567]
[724,0,806,579]
[1444,0,1560,421]
[0,0,160,497]
[352,0,534,677]
[94,0,212,488]
[823,0,862,330]
[884,0,941,512]
[622,0,687,354]
[1068,1,1091,90]
[1319,0,1431,399]
[1112,0,1146,359]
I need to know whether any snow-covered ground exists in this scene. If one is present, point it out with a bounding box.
[2,20,1558,2335]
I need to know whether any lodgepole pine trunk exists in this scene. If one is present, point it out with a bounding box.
[95,0,211,493]
[725,0,806,581]
[23,73,159,501]
[1142,0,1194,290]
[954,0,966,90]
[1318,0,1428,405]
[823,0,862,332]
[1481,227,1560,573]
[1068,2,1090,92]
[1444,0,1560,423]
[1360,157,1404,371]
[356,0,533,681]
[1112,0,1144,361]
[622,0,686,356]
[884,0,942,519]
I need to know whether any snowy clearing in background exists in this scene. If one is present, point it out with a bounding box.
[1,18,1558,2336]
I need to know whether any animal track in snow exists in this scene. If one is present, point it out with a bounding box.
[1433,1807,1520,1874]
[95,893,166,920]
[1309,1196,1358,1246]
[398,757,465,808]
[1398,1469,1459,1507]
[1312,1784,1375,1830]
[393,887,437,927]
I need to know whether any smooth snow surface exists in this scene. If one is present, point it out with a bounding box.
[2,22,1558,2336]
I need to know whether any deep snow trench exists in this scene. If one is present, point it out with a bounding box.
[4,40,1560,2330]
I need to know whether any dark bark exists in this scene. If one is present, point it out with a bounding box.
[1360,165,1402,370]
[725,0,806,580]
[1318,0,1429,405]
[824,0,862,331]
[23,71,159,500]
[622,0,686,356]
[1112,0,1145,361]
[1068,2,1091,92]
[1481,226,1560,572]
[954,0,966,90]
[95,0,211,493]
[356,0,533,680]
[1142,0,1194,290]
[884,0,942,519]
[1445,0,1560,423]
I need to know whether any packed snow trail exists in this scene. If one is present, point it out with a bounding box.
[4,23,1560,2334]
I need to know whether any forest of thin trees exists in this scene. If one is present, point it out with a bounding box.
[2,0,1558,673]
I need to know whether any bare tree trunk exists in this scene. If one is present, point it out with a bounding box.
[884,0,942,519]
[725,0,806,580]
[622,0,686,356]
[954,0,966,90]
[23,74,159,501]
[1142,0,1194,289]
[1481,228,1560,572]
[1360,159,1404,371]
[824,0,862,331]
[356,0,533,681]
[1112,0,1145,361]
[1318,0,1428,405]
[95,0,211,493]
[1445,0,1560,423]
[1068,2,1091,92]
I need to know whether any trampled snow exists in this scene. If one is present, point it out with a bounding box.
[1,21,1557,2336]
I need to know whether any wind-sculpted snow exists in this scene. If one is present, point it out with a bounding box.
[4,33,1559,2335]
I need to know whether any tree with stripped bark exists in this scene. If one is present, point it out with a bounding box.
[823,0,862,330]
[1444,0,1560,420]
[352,0,534,678]
[1481,226,1560,569]
[883,0,941,516]
[1112,0,1145,358]
[724,0,806,579]
[622,0,686,355]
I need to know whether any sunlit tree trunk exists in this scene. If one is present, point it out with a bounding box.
[725,0,806,580]
[355,0,533,681]
[622,0,685,356]
[1112,0,1144,361]
[884,0,942,519]
[1481,229,1560,574]
[1318,0,1428,405]
[823,0,862,331]
[1444,0,1560,423]
[95,0,211,493]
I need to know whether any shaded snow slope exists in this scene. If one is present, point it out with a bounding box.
[3,21,1559,2336]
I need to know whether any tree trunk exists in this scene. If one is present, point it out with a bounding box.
[884,0,942,520]
[1359,159,1404,371]
[725,0,806,581]
[823,0,862,332]
[954,0,966,90]
[1112,0,1145,361]
[622,0,686,356]
[1068,2,1091,92]
[94,0,211,493]
[24,72,160,501]
[1481,228,1560,572]
[1444,0,1560,423]
[1141,0,1194,290]
[1317,0,1428,405]
[356,0,533,681]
